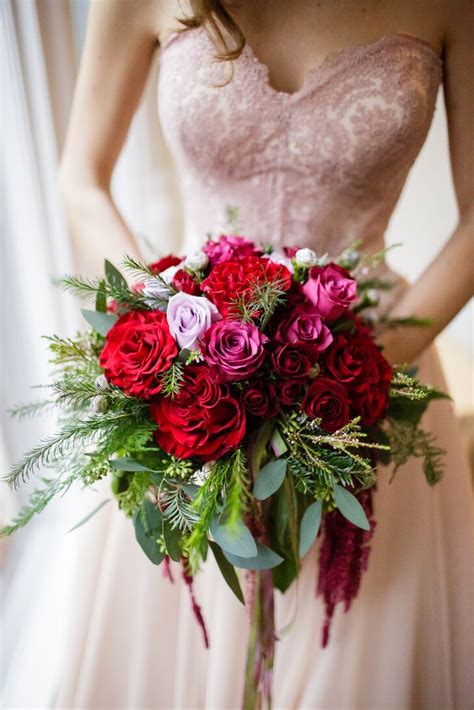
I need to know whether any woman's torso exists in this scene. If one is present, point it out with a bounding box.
[155,1,444,255]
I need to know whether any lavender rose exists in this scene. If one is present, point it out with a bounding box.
[302,263,358,321]
[200,320,268,381]
[166,293,221,351]
[274,305,333,354]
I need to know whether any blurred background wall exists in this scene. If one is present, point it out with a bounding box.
[1,0,473,705]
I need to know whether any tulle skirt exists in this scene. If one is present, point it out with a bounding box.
[3,344,473,709]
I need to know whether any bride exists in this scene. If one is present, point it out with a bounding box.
[54,0,473,707]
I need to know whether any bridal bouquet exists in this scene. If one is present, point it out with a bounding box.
[2,234,446,706]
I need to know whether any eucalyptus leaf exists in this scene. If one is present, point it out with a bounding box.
[299,500,322,557]
[209,541,245,604]
[105,259,128,290]
[67,499,110,533]
[163,520,181,562]
[210,517,257,558]
[81,309,118,336]
[253,458,287,501]
[110,457,158,472]
[133,503,164,565]
[223,542,284,570]
[333,484,370,531]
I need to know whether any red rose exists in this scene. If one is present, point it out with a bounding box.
[348,329,392,425]
[172,268,201,296]
[302,377,351,432]
[150,367,245,461]
[275,379,306,406]
[99,310,178,398]
[242,382,280,418]
[149,255,182,274]
[201,256,292,318]
[271,344,316,379]
[323,335,363,383]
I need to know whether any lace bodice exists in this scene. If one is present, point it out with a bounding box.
[157,29,442,255]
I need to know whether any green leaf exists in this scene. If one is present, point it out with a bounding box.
[182,483,200,499]
[270,428,288,457]
[105,259,128,290]
[133,502,164,565]
[163,520,181,562]
[81,309,118,336]
[299,500,322,557]
[223,542,284,570]
[110,457,158,472]
[272,555,299,592]
[333,484,370,531]
[95,279,107,312]
[253,458,287,500]
[67,499,110,533]
[210,517,257,558]
[209,541,245,604]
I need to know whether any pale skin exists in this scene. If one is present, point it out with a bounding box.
[59,0,473,366]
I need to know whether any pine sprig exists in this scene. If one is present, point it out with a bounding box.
[60,274,151,311]
[5,412,136,488]
[161,483,199,532]
[9,400,56,420]
[120,255,156,279]
[160,361,185,398]
[0,474,77,537]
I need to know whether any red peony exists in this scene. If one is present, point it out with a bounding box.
[201,256,292,318]
[99,310,178,398]
[149,255,182,274]
[150,366,245,461]
[302,377,351,432]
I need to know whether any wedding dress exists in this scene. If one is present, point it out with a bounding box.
[22,28,474,709]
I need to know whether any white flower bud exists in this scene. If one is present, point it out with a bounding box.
[294,248,318,268]
[95,374,110,391]
[266,250,294,272]
[183,251,209,272]
[366,289,379,306]
[339,249,360,270]
[142,265,180,307]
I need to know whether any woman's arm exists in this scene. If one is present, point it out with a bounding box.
[379,0,473,365]
[58,0,164,274]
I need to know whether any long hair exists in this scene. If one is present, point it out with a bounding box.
[178,0,246,61]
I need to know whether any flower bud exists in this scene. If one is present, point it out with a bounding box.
[294,248,318,268]
[338,249,360,270]
[183,251,209,272]
[95,374,110,391]
[366,289,379,306]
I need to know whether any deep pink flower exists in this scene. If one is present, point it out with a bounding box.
[274,305,333,355]
[200,320,268,382]
[203,234,262,265]
[303,263,358,321]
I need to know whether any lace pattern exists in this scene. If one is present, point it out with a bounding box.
[157,29,442,256]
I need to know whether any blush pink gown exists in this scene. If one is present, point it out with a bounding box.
[52,29,473,709]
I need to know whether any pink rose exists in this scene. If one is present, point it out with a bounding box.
[302,263,357,321]
[203,235,262,266]
[274,305,333,355]
[200,320,268,382]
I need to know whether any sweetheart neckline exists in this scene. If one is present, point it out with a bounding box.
[159,29,442,100]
